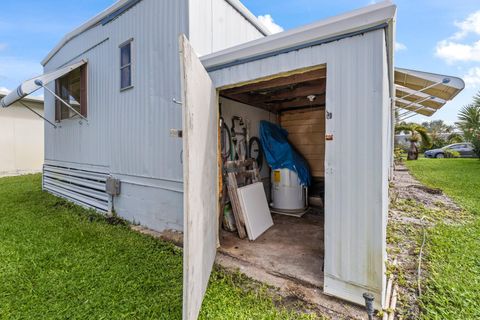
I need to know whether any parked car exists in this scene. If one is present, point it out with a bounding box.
[424,143,476,158]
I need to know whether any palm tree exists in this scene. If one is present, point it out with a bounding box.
[395,123,432,160]
[421,120,455,149]
[456,92,480,158]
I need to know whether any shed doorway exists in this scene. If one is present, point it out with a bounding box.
[217,66,327,289]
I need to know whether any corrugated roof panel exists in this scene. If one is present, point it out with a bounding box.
[394,68,465,117]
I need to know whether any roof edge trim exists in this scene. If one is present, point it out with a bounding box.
[100,0,142,26]
[41,0,132,66]
[202,1,396,71]
[206,23,388,72]
[42,0,269,66]
[224,0,271,36]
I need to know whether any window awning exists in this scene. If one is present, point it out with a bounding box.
[395,67,465,120]
[0,60,86,109]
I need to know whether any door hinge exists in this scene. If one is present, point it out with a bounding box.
[170,129,183,138]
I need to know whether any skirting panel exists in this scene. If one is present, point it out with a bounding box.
[43,164,110,212]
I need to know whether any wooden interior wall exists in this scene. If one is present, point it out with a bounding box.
[280,108,325,178]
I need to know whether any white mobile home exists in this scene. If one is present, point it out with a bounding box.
[1,1,465,319]
[0,90,44,176]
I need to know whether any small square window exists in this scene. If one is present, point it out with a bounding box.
[55,64,87,121]
[120,41,132,90]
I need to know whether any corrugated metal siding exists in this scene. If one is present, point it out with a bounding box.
[208,29,390,309]
[43,0,188,231]
[44,0,187,181]
[188,0,265,56]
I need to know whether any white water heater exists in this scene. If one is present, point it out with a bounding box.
[271,168,307,212]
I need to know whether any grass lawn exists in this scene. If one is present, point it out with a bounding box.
[0,174,318,320]
[405,159,480,320]
[406,158,480,214]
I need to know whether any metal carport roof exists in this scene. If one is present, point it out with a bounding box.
[395,67,465,120]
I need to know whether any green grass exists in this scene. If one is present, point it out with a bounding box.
[405,159,480,320]
[0,174,318,320]
[406,158,480,214]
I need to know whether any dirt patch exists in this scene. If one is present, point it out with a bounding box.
[387,163,466,319]
[392,165,460,212]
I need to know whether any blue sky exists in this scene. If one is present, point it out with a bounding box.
[0,0,479,124]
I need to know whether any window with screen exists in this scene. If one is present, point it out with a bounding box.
[55,64,87,121]
[120,41,132,90]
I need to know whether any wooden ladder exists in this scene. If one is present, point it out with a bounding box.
[223,159,261,239]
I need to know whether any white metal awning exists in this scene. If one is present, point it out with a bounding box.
[0,60,87,128]
[0,60,86,109]
[394,67,465,120]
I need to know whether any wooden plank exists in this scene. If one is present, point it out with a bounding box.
[288,133,324,145]
[281,118,325,127]
[222,68,326,96]
[276,95,325,109]
[227,80,326,106]
[280,108,325,179]
[296,148,324,155]
[311,171,325,177]
[281,110,325,121]
[227,172,247,239]
[285,125,324,134]
[303,154,325,160]
[310,162,325,169]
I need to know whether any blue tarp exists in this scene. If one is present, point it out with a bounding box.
[259,121,311,186]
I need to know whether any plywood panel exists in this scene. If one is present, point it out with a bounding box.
[281,117,324,127]
[281,109,325,178]
[281,109,324,121]
[237,182,274,241]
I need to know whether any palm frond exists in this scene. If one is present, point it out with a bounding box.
[414,125,432,149]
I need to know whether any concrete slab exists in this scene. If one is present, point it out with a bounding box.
[220,212,324,288]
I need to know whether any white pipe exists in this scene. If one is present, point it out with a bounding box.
[387,285,398,320]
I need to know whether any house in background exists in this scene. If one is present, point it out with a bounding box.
[0,89,44,177]
[0,1,465,319]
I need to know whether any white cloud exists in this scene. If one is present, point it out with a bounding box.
[452,10,480,40]
[257,14,284,34]
[463,67,480,88]
[436,39,480,63]
[0,43,7,52]
[0,86,11,94]
[436,10,480,63]
[395,41,407,51]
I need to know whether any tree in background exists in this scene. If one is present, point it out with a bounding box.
[446,132,464,144]
[456,92,480,158]
[421,120,456,149]
[395,123,432,160]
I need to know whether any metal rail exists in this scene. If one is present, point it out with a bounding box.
[19,101,57,129]
[36,80,88,123]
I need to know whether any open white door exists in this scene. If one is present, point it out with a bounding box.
[179,35,218,320]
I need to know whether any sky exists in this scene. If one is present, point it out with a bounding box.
[0,0,479,125]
